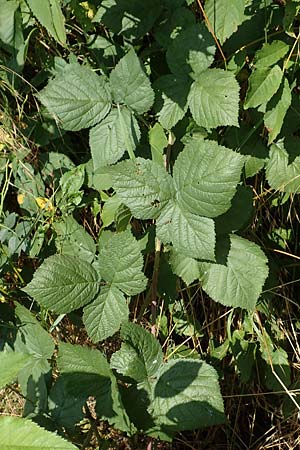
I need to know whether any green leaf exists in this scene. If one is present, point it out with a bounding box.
[90,107,140,169]
[110,49,154,114]
[188,69,240,128]
[101,194,122,228]
[254,40,289,69]
[0,0,20,46]
[23,254,100,313]
[149,123,168,165]
[169,250,201,286]
[83,285,129,342]
[166,24,216,75]
[98,230,147,296]
[244,65,283,109]
[14,303,55,363]
[264,78,291,144]
[111,158,174,219]
[173,138,244,218]
[57,342,133,432]
[13,304,55,415]
[150,359,225,432]
[199,235,269,309]
[266,138,300,193]
[27,0,66,45]
[155,75,191,130]
[215,185,254,235]
[0,416,77,449]
[205,0,245,44]
[156,200,215,261]
[0,352,32,389]
[93,0,163,41]
[110,322,163,383]
[38,63,111,131]
[54,216,96,263]
[58,342,111,383]
[154,7,195,48]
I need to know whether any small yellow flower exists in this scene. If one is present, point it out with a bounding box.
[17,193,25,205]
[35,197,54,212]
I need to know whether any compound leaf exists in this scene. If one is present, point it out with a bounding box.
[188,69,240,128]
[0,416,77,449]
[38,64,111,131]
[111,158,174,219]
[23,254,100,314]
[90,107,140,168]
[83,286,129,342]
[173,138,244,218]
[205,0,245,44]
[199,235,269,309]
[98,230,147,296]
[110,49,154,114]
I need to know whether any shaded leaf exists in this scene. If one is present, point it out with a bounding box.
[166,24,215,75]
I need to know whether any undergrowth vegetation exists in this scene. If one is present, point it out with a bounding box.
[0,0,300,448]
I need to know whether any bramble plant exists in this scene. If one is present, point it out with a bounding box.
[1,0,300,448]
